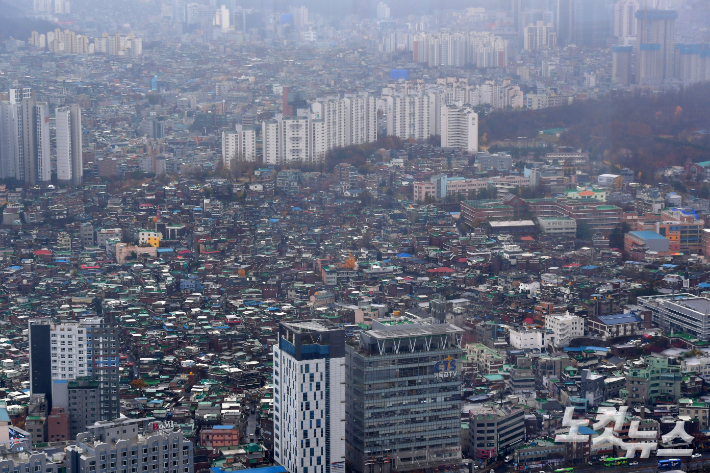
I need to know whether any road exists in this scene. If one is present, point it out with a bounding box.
[245,403,258,443]
[497,455,710,473]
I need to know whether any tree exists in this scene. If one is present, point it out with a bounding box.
[130,379,146,393]
[344,255,356,269]
[576,221,593,240]
[238,268,246,277]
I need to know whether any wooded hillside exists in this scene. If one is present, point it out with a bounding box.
[480,83,710,172]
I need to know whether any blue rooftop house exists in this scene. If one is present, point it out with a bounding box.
[625,230,670,253]
[587,313,648,339]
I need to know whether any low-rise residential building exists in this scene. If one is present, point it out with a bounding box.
[138,230,162,247]
[586,313,645,339]
[545,314,584,348]
[508,326,548,350]
[626,357,682,404]
[679,399,710,429]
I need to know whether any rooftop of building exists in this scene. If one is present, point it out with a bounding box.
[596,313,644,325]
[628,230,668,240]
[280,320,340,333]
[364,322,464,340]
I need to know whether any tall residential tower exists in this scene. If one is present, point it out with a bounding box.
[55,104,83,186]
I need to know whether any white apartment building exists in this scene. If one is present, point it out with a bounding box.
[614,0,639,46]
[0,90,51,185]
[311,97,350,150]
[508,326,547,350]
[262,116,326,166]
[55,104,83,186]
[347,94,377,145]
[523,21,556,51]
[544,314,584,347]
[0,103,20,180]
[441,104,478,152]
[34,102,51,183]
[96,228,123,248]
[222,125,256,167]
[49,322,88,380]
[385,92,437,140]
[272,321,346,473]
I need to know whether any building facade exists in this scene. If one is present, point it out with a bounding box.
[272,321,346,473]
[66,418,194,473]
[29,318,119,426]
[440,104,478,153]
[55,104,83,186]
[637,294,710,339]
[468,403,525,460]
[262,116,326,166]
[222,125,256,165]
[345,320,463,473]
[544,314,584,348]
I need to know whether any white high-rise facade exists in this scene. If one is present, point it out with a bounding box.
[55,104,83,186]
[614,0,639,46]
[34,102,51,183]
[262,116,326,166]
[385,92,437,140]
[348,94,378,145]
[441,104,478,153]
[1,89,51,185]
[311,98,351,150]
[311,93,378,148]
[272,321,346,473]
[214,5,230,31]
[0,103,20,180]
[376,2,390,19]
[262,93,377,166]
[222,125,257,168]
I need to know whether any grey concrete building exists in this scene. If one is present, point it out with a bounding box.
[67,378,100,438]
[345,319,463,473]
[637,294,710,339]
[468,403,525,461]
[66,418,194,473]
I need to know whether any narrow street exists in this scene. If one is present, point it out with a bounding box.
[245,402,258,443]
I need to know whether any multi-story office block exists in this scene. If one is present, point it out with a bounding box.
[29,318,119,424]
[272,321,346,473]
[55,104,83,186]
[345,319,463,473]
[66,418,194,473]
[64,377,100,438]
[638,293,710,339]
[468,403,525,460]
